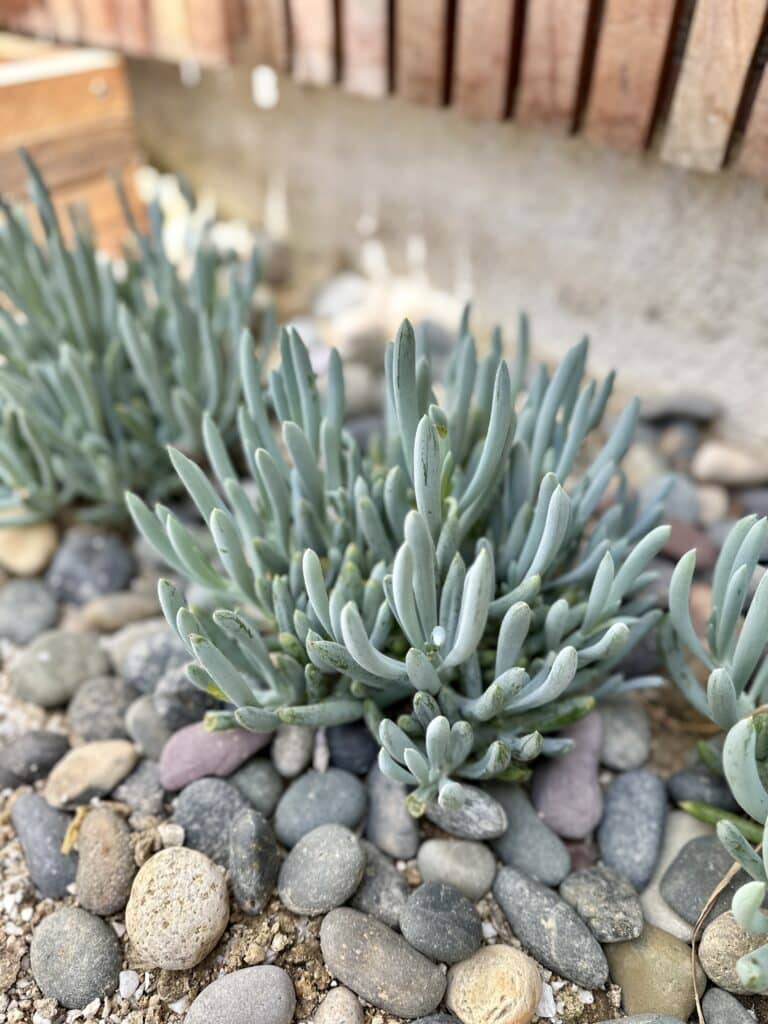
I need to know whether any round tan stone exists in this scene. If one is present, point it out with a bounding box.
[126,847,229,970]
[699,911,765,994]
[44,740,137,808]
[313,985,364,1024]
[446,943,541,1024]
[0,517,57,576]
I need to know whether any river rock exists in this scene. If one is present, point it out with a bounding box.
[425,783,507,840]
[172,777,247,864]
[75,807,136,915]
[445,944,541,1024]
[605,924,706,1020]
[327,722,379,775]
[80,590,159,632]
[10,629,109,707]
[667,765,738,811]
[0,730,68,789]
[559,865,643,943]
[701,987,755,1024]
[229,808,280,914]
[320,908,446,1017]
[229,758,284,816]
[159,722,272,791]
[640,810,712,941]
[641,392,721,425]
[400,882,482,964]
[597,769,667,889]
[67,675,133,740]
[694,441,768,487]
[125,694,172,759]
[30,907,122,1008]
[275,768,367,847]
[0,519,57,575]
[112,759,165,818]
[366,764,419,858]
[10,792,78,897]
[271,723,314,778]
[46,527,135,604]
[493,866,608,988]
[279,824,365,915]
[0,578,58,645]
[698,911,765,994]
[599,700,651,770]
[185,965,295,1024]
[120,623,188,693]
[659,835,745,926]
[487,782,571,885]
[152,663,215,731]
[417,838,496,901]
[350,840,410,926]
[45,739,136,807]
[314,985,364,1024]
[531,713,603,840]
[125,847,229,969]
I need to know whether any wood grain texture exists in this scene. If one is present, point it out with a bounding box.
[47,0,80,41]
[661,0,767,172]
[244,0,290,69]
[116,0,152,55]
[739,67,768,178]
[289,0,336,85]
[342,0,388,98]
[395,0,449,106]
[516,0,592,130]
[585,0,677,150]
[453,0,516,119]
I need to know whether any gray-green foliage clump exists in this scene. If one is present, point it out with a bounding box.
[131,312,671,814]
[0,154,269,525]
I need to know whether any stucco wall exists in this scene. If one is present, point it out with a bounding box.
[127,56,768,446]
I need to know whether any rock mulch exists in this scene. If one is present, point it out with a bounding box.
[1,374,768,1024]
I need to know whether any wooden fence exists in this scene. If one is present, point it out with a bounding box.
[4,0,768,178]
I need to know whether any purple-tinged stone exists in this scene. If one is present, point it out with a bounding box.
[531,713,603,840]
[159,722,272,791]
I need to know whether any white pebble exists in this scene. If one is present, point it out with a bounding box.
[119,970,141,999]
[158,822,184,847]
[481,921,497,939]
[536,982,557,1018]
[82,998,100,1018]
[168,996,189,1015]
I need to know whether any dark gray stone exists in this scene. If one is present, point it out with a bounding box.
[121,625,188,693]
[46,527,135,605]
[10,629,109,708]
[644,473,700,524]
[153,663,214,730]
[30,907,123,1008]
[327,722,379,775]
[0,578,58,645]
[320,908,446,1017]
[399,882,482,964]
[559,865,643,943]
[10,792,77,897]
[229,808,280,915]
[172,776,247,864]
[424,784,507,840]
[492,866,609,989]
[660,835,747,926]
[739,488,768,518]
[487,782,571,886]
[112,759,165,817]
[667,765,738,812]
[640,393,721,425]
[278,824,365,916]
[701,988,755,1024]
[351,840,410,927]
[0,730,68,789]
[67,675,133,740]
[599,700,652,771]
[125,694,172,759]
[597,769,667,889]
[229,759,284,817]
[185,965,296,1024]
[274,769,367,848]
[366,764,419,859]
[594,1017,685,1024]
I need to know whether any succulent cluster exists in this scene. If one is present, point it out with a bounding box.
[131,313,672,814]
[0,154,270,525]
[664,516,768,991]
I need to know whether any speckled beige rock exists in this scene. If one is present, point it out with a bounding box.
[125,847,229,970]
[446,944,541,1024]
[0,517,57,576]
[313,985,364,1024]
[699,911,765,994]
[45,740,137,808]
[75,807,136,916]
[605,924,705,1020]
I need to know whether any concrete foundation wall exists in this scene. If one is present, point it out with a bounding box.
[127,57,768,446]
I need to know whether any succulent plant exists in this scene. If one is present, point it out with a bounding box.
[0,153,270,525]
[130,313,671,814]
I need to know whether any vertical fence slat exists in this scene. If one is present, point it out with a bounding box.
[396,0,449,106]
[289,0,336,85]
[584,0,677,150]
[186,0,240,66]
[79,0,121,48]
[115,0,152,55]
[244,0,290,70]
[739,69,768,177]
[516,0,592,129]
[452,0,516,120]
[342,0,388,98]
[661,0,767,172]
[2,0,54,35]
[48,0,80,41]
[150,0,191,62]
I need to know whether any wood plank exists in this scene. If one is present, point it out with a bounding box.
[396,0,448,105]
[47,0,81,41]
[453,0,516,120]
[79,0,120,48]
[116,0,153,55]
[243,0,290,70]
[150,0,191,62]
[739,67,768,178]
[515,0,592,130]
[661,0,767,172]
[342,0,388,98]
[585,0,677,150]
[187,0,241,66]
[289,0,335,85]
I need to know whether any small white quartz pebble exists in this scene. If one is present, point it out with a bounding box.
[536,982,557,1018]
[119,971,141,999]
[158,822,184,847]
